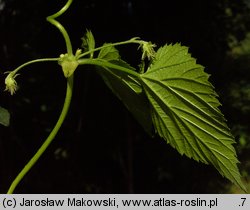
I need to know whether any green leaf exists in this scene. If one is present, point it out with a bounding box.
[81,30,95,57]
[97,45,153,134]
[98,64,152,134]
[140,43,246,191]
[0,106,10,127]
[98,43,120,61]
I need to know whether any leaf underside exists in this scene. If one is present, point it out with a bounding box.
[97,44,153,135]
[140,43,245,191]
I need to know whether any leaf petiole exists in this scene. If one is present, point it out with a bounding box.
[78,58,140,78]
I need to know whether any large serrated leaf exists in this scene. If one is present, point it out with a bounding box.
[140,43,246,191]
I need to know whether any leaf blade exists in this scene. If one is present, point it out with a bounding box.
[140,43,246,191]
[98,43,120,61]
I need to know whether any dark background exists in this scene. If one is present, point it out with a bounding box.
[0,0,250,193]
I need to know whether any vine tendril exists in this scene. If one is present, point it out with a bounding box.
[46,0,73,55]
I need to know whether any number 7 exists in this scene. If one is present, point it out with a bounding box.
[241,198,246,206]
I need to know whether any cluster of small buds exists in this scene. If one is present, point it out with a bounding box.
[4,73,19,95]
[139,41,157,60]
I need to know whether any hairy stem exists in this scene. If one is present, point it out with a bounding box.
[7,75,74,194]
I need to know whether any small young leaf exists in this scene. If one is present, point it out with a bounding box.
[140,43,246,191]
[81,30,95,57]
[98,43,120,61]
[0,106,10,127]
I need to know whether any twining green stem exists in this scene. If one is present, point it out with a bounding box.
[78,58,140,78]
[7,0,75,194]
[7,75,74,194]
[46,0,73,55]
